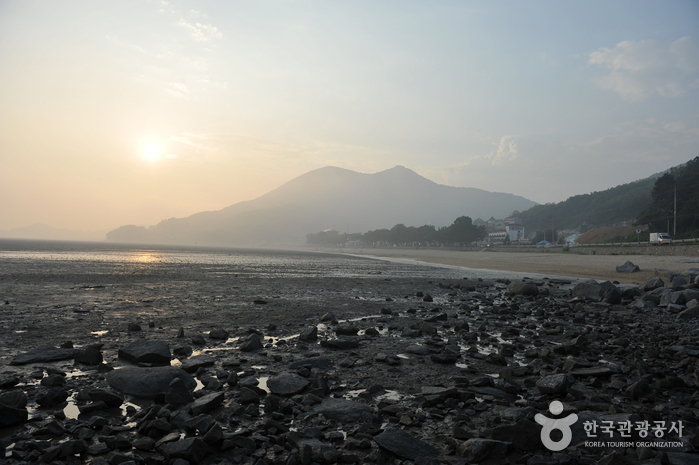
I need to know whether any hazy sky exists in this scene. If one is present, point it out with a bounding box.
[1,1,698,231]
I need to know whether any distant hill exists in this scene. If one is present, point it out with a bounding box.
[0,223,106,242]
[515,173,662,234]
[107,165,537,246]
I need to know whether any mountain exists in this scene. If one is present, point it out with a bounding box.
[515,164,680,234]
[106,165,537,246]
[0,223,106,242]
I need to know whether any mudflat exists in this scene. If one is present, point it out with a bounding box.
[2,243,699,464]
[341,247,699,284]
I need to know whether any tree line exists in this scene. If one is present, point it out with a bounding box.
[306,216,487,246]
[636,156,699,238]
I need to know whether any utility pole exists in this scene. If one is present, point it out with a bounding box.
[673,184,677,239]
[551,216,554,244]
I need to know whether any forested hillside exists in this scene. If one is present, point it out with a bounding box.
[514,176,656,233]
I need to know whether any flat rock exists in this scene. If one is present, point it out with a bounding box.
[180,355,216,373]
[190,392,224,415]
[289,357,333,370]
[313,398,374,422]
[266,373,310,396]
[118,340,171,365]
[374,428,438,460]
[106,367,196,398]
[298,326,318,342]
[320,338,359,350]
[570,366,619,377]
[11,345,81,365]
[159,437,208,463]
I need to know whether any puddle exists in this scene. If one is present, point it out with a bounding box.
[91,330,109,336]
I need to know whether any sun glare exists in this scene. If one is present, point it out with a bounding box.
[142,143,162,162]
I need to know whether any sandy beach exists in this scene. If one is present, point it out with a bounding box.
[339,247,699,285]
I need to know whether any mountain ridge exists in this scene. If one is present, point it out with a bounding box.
[107,165,537,246]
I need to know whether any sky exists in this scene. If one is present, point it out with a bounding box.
[1,0,698,232]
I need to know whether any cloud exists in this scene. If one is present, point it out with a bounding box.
[163,82,189,98]
[176,19,222,42]
[105,35,146,53]
[588,37,699,101]
[490,136,519,165]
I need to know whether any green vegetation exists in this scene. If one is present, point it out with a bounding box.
[514,177,655,233]
[306,216,486,246]
[636,156,699,238]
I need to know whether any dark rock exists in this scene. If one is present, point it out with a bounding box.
[128,323,141,331]
[289,357,333,370]
[165,378,194,406]
[118,340,171,365]
[678,306,699,320]
[0,402,27,426]
[335,323,359,336]
[40,373,66,387]
[491,419,542,451]
[643,277,665,291]
[159,437,208,464]
[11,345,80,365]
[78,400,109,414]
[239,334,263,352]
[536,374,573,395]
[616,261,640,273]
[320,312,336,322]
[190,392,224,415]
[36,388,69,407]
[0,376,20,389]
[0,391,27,409]
[457,438,510,461]
[74,347,103,365]
[570,366,618,377]
[320,338,359,350]
[374,428,438,460]
[88,389,123,408]
[299,326,318,342]
[267,373,310,396]
[239,387,260,404]
[313,398,374,422]
[572,280,618,302]
[431,353,457,364]
[209,328,228,340]
[180,355,216,373]
[173,346,193,357]
[106,367,196,398]
[508,281,539,296]
[423,293,433,302]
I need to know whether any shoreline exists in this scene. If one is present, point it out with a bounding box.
[310,247,699,285]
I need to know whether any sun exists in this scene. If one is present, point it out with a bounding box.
[142,143,162,162]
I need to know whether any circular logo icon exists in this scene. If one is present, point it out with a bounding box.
[534,401,579,451]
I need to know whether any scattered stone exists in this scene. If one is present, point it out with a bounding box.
[106,367,196,398]
[616,261,640,273]
[190,392,224,415]
[266,373,310,396]
[320,338,359,350]
[11,345,81,365]
[165,378,194,406]
[128,323,141,331]
[118,339,171,365]
[298,326,318,342]
[457,438,510,461]
[508,281,539,296]
[180,355,216,373]
[313,398,374,422]
[239,334,263,352]
[209,328,229,340]
[374,428,438,460]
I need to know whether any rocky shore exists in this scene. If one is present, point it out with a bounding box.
[2,258,699,465]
